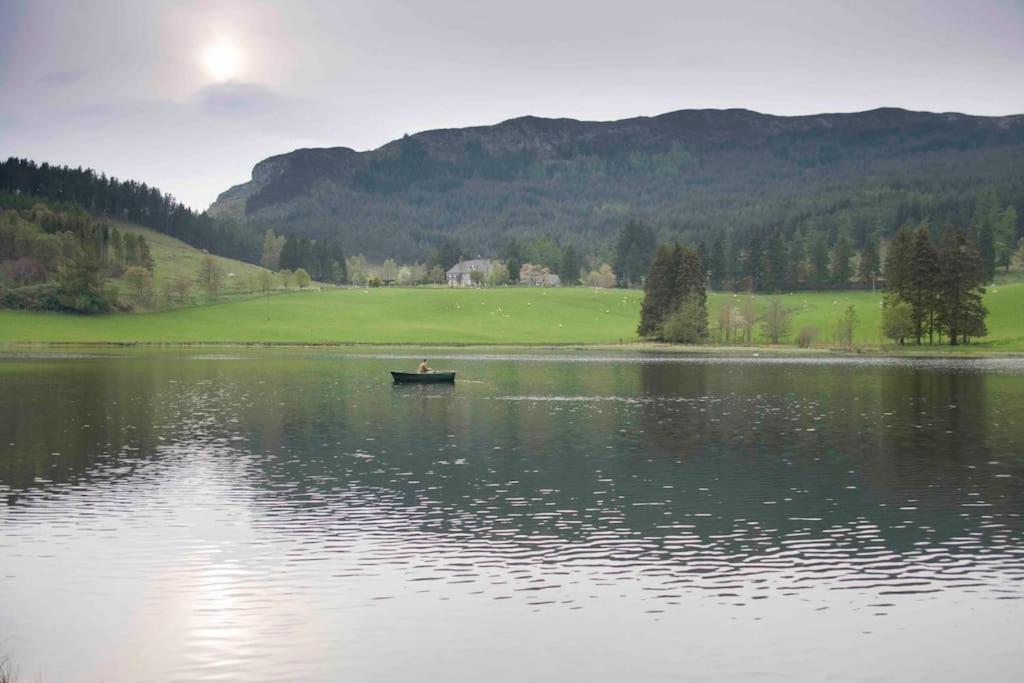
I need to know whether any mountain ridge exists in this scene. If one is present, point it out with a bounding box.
[209,107,1024,261]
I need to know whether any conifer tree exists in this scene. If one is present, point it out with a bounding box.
[708,238,726,290]
[830,235,851,283]
[808,233,829,284]
[857,237,879,285]
[637,244,679,336]
[884,228,913,296]
[765,231,788,291]
[908,225,939,344]
[936,229,987,345]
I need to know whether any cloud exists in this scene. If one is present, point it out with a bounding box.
[39,68,88,86]
[192,80,289,116]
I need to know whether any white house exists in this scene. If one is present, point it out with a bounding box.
[446,259,493,287]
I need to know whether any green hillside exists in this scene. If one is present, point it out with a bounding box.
[107,222,271,300]
[1,284,1021,351]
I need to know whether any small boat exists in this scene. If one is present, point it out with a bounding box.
[391,371,456,384]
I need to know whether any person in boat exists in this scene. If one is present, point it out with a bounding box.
[418,359,432,374]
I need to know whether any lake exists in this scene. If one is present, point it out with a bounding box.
[1,349,1022,682]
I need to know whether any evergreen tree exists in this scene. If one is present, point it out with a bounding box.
[830,235,851,283]
[786,236,804,288]
[559,245,581,285]
[857,237,879,285]
[995,206,1018,273]
[907,225,939,344]
[429,239,462,271]
[298,237,316,276]
[57,238,112,312]
[613,220,656,287]
[765,231,788,291]
[977,222,996,282]
[637,245,679,336]
[707,238,726,290]
[503,238,524,284]
[671,247,708,341]
[936,229,987,345]
[808,233,829,284]
[884,228,913,296]
[279,235,300,271]
[745,236,764,291]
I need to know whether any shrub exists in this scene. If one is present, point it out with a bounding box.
[659,296,708,344]
[796,325,818,348]
[367,274,382,287]
[881,296,913,345]
[0,283,62,311]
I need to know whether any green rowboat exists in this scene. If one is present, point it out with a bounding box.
[391,371,456,384]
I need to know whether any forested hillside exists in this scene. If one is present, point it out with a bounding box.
[210,108,1024,262]
[0,194,275,313]
[0,158,259,262]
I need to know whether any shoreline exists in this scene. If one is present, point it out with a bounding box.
[1,340,1021,359]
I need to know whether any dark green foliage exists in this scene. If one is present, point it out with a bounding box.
[977,222,996,281]
[831,235,851,283]
[638,244,707,342]
[808,233,830,285]
[637,245,679,336]
[614,220,657,287]
[908,226,940,344]
[884,228,913,294]
[57,240,114,313]
[881,295,913,345]
[936,228,987,344]
[765,231,788,291]
[502,239,524,283]
[207,108,1024,267]
[277,234,346,282]
[559,245,581,285]
[659,296,708,344]
[1,203,118,312]
[428,240,464,272]
[0,282,62,311]
[882,227,989,346]
[707,239,726,290]
[857,237,879,284]
[744,236,764,291]
[0,158,259,262]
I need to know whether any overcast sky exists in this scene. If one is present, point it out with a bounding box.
[1,0,1022,210]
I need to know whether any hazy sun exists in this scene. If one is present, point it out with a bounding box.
[201,39,242,81]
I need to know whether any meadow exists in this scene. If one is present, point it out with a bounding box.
[1,283,1022,351]
[108,222,272,300]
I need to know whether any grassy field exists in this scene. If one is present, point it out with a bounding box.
[108,222,272,300]
[1,283,1022,351]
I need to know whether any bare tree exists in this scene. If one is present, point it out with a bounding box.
[760,298,792,344]
[196,255,226,300]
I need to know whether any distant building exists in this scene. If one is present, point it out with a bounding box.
[446,259,492,287]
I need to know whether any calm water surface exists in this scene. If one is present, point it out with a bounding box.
[1,350,1023,681]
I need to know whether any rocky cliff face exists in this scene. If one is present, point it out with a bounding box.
[209,108,1024,260]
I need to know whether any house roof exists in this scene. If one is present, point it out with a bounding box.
[446,259,492,275]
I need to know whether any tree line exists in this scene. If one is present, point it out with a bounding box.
[0,201,156,312]
[0,157,260,263]
[635,223,993,347]
[881,226,987,345]
[260,230,348,284]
